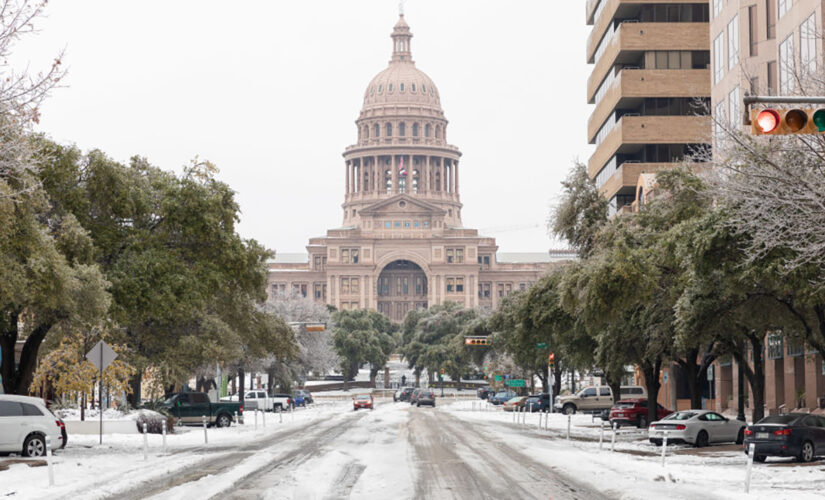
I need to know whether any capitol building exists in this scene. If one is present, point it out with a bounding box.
[268,14,570,321]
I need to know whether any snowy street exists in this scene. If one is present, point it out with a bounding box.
[2,399,824,499]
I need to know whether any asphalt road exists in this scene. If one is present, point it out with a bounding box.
[113,402,606,500]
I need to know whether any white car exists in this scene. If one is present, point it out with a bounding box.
[0,395,64,457]
[649,409,746,447]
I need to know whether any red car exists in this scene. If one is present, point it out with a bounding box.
[353,394,374,410]
[609,399,672,428]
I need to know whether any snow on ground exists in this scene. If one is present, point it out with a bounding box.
[443,400,825,500]
[0,402,345,499]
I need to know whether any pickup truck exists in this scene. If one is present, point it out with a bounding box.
[161,392,242,427]
[220,390,271,412]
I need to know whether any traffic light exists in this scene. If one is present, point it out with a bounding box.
[464,337,490,346]
[751,108,825,135]
[548,352,555,368]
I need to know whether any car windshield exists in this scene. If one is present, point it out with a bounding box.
[758,415,798,425]
[614,401,636,408]
[526,397,539,403]
[663,411,697,421]
[163,395,178,405]
[355,395,371,400]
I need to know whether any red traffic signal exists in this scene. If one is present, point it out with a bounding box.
[751,108,825,135]
[464,337,490,346]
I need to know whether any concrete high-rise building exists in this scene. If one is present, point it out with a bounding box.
[585,1,713,214]
[710,0,825,415]
[267,15,571,322]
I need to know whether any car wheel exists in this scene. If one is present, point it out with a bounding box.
[216,413,232,428]
[23,434,46,457]
[736,427,745,445]
[562,404,576,415]
[695,430,709,448]
[649,439,662,446]
[637,415,648,429]
[754,455,767,463]
[417,402,420,407]
[798,441,815,463]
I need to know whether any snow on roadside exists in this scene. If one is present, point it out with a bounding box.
[0,403,346,499]
[443,400,825,500]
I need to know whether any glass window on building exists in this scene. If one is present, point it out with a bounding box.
[767,60,777,95]
[713,33,725,83]
[800,14,817,75]
[351,278,359,295]
[341,278,350,294]
[712,0,722,18]
[728,86,740,128]
[778,0,789,18]
[748,6,758,57]
[766,0,776,39]
[779,34,794,94]
[446,278,455,293]
[767,332,784,359]
[727,15,739,70]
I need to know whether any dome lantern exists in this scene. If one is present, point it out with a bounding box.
[391,14,413,63]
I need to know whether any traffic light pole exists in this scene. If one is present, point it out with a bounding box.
[742,94,825,125]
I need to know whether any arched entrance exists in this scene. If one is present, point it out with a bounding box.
[377,260,428,322]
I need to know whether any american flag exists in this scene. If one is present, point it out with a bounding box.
[399,157,407,176]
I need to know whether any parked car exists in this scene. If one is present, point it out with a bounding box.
[220,390,271,412]
[554,385,647,415]
[270,393,293,411]
[398,387,415,402]
[525,393,551,412]
[0,395,65,457]
[609,399,672,428]
[490,391,517,405]
[503,396,528,412]
[649,409,746,447]
[417,390,436,407]
[160,392,242,427]
[744,413,825,463]
[410,389,423,405]
[293,394,306,407]
[294,389,313,405]
[477,386,494,400]
[353,394,374,410]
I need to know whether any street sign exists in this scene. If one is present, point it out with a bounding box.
[86,340,117,371]
[494,375,503,382]
[506,379,526,388]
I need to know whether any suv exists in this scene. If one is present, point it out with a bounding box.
[221,390,270,411]
[525,393,551,412]
[0,395,64,457]
[609,399,672,428]
[417,390,436,407]
[554,385,646,414]
[294,389,313,405]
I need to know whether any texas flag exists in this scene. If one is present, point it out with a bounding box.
[399,157,407,176]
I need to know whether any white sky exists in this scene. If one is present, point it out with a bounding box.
[16,0,593,253]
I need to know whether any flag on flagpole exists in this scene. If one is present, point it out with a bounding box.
[399,157,407,176]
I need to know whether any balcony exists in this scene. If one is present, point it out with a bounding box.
[588,115,711,178]
[588,68,710,142]
[587,22,710,102]
[597,162,672,200]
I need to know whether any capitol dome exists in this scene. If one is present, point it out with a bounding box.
[361,15,443,113]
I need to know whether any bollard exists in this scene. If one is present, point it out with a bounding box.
[262,408,266,427]
[254,409,258,429]
[291,403,294,421]
[744,443,755,493]
[661,431,669,467]
[567,414,571,440]
[202,415,208,444]
[611,422,617,452]
[279,406,283,423]
[143,422,149,461]
[162,419,167,453]
[235,411,239,426]
[599,421,604,450]
[45,435,54,487]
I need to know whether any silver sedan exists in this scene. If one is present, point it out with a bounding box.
[649,409,746,447]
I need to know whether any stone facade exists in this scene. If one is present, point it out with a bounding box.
[267,15,569,322]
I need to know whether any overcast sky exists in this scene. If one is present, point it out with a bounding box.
[16,0,593,253]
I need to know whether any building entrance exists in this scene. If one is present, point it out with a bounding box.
[377,260,428,322]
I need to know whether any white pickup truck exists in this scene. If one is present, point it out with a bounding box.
[220,390,271,412]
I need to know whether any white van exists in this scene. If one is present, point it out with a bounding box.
[0,395,64,457]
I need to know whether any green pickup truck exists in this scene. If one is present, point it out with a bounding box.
[160,392,242,427]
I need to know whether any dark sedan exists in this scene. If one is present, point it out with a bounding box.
[525,394,551,412]
[416,390,436,407]
[744,413,825,463]
[490,391,517,405]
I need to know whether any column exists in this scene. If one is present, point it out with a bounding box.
[422,156,429,194]
[361,274,366,309]
[439,159,445,194]
[368,273,374,310]
[345,161,350,194]
[391,155,398,194]
[454,160,459,194]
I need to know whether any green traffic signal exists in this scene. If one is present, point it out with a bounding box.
[813,109,825,132]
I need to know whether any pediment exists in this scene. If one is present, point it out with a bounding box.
[359,194,446,217]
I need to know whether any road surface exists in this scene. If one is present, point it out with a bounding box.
[120,401,605,500]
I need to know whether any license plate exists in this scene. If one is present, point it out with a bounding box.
[617,413,624,417]
[756,432,769,439]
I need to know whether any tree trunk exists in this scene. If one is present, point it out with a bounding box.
[570,369,576,393]
[237,367,245,408]
[127,371,142,409]
[748,335,766,422]
[266,364,277,395]
[552,364,563,410]
[643,358,662,426]
[369,368,378,388]
[414,368,421,387]
[80,391,86,422]
[0,318,53,395]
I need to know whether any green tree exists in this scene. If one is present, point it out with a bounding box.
[332,309,396,386]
